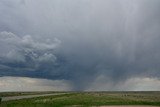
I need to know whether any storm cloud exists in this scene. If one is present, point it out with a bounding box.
[0,0,160,91]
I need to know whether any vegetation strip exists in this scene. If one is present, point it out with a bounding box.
[0,92,160,107]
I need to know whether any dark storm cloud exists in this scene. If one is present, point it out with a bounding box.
[0,0,160,90]
[0,31,61,78]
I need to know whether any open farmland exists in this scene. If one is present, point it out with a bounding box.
[0,91,160,107]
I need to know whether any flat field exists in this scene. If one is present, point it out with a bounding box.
[0,91,160,107]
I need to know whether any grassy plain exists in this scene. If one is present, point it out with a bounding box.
[0,91,160,107]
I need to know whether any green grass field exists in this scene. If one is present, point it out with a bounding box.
[1,91,160,107]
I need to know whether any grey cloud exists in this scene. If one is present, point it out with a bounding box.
[0,31,61,79]
[0,0,160,91]
[0,31,60,63]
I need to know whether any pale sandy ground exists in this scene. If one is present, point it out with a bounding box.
[100,105,160,107]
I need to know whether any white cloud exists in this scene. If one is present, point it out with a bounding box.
[86,75,160,91]
[0,76,73,92]
[121,77,160,91]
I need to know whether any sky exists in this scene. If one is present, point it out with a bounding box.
[0,0,160,91]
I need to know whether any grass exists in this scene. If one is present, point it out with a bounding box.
[0,91,160,107]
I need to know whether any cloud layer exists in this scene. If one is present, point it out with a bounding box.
[0,76,72,92]
[0,31,61,79]
[86,76,160,91]
[0,0,160,91]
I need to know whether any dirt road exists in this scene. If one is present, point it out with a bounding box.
[1,93,66,101]
[100,105,160,107]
